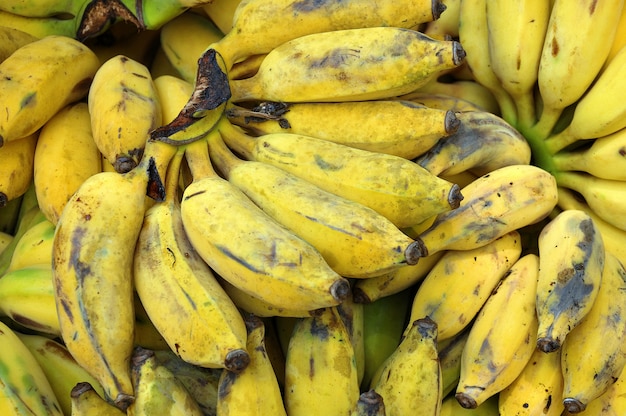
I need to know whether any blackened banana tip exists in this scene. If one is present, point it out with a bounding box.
[330,278,351,302]
[455,392,478,409]
[452,41,467,66]
[563,398,587,413]
[405,239,428,265]
[225,348,251,374]
[536,337,561,353]
[444,110,461,134]
[448,183,464,209]
[433,0,447,20]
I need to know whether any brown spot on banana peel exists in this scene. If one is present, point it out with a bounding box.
[218,368,237,399]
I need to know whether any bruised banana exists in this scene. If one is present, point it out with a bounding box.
[88,54,162,173]
[181,136,350,311]
[535,209,605,353]
[411,164,558,258]
[208,128,423,278]
[70,382,126,416]
[211,0,447,69]
[0,132,38,207]
[219,120,463,228]
[227,99,460,159]
[0,35,99,144]
[228,26,465,103]
[455,254,540,409]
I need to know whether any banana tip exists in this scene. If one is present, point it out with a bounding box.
[563,398,586,413]
[536,337,561,353]
[448,183,463,209]
[454,392,477,409]
[405,238,428,265]
[330,278,351,303]
[225,348,250,373]
[113,393,135,412]
[352,288,371,304]
[444,110,461,134]
[432,0,447,20]
[114,156,137,174]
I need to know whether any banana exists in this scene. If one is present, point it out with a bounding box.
[52,139,172,410]
[208,128,424,278]
[414,110,532,177]
[132,292,170,351]
[0,26,38,63]
[133,147,249,371]
[455,253,540,409]
[535,209,605,353]
[227,100,460,159]
[575,364,626,416]
[0,35,99,145]
[228,27,465,102]
[0,320,63,416]
[284,307,360,416]
[0,10,80,38]
[88,54,162,173]
[413,77,501,115]
[485,0,550,129]
[498,346,565,416]
[202,0,241,35]
[551,128,626,181]
[0,132,38,207]
[0,265,60,336]
[70,382,126,416]
[351,390,386,416]
[5,217,55,272]
[219,121,463,228]
[441,394,500,416]
[605,6,626,67]
[369,317,442,415]
[216,314,287,416]
[33,102,102,225]
[17,333,105,416]
[129,347,204,416]
[532,0,625,140]
[160,11,224,83]
[439,327,470,398]
[0,203,48,277]
[398,90,486,112]
[560,251,626,413]
[407,230,522,341]
[210,0,448,69]
[411,164,558,258]
[544,45,626,154]
[181,135,350,311]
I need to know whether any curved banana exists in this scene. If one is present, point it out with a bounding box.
[70,382,126,416]
[88,54,162,173]
[369,317,442,415]
[412,164,558,258]
[351,390,386,416]
[0,132,37,207]
[0,35,99,145]
[227,100,460,159]
[574,364,626,416]
[181,136,350,311]
[211,0,448,69]
[456,253,540,409]
[0,320,63,416]
[219,120,463,228]
[560,251,626,413]
[535,209,605,353]
[0,26,38,63]
[5,217,55,272]
[284,307,361,416]
[33,102,102,225]
[407,230,522,341]
[414,110,532,177]
[216,315,287,416]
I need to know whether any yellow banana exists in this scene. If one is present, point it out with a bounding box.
[398,90,486,112]
[412,164,558,258]
[0,35,99,144]
[33,102,102,225]
[498,346,565,416]
[533,0,625,140]
[210,0,448,69]
[0,202,48,277]
[52,139,173,410]
[284,307,360,416]
[216,314,287,416]
[6,217,55,272]
[228,27,465,102]
[227,100,460,159]
[456,253,540,409]
[350,390,386,416]
[414,110,532,177]
[88,54,162,173]
[129,347,204,416]
[181,136,350,311]
[0,320,63,416]
[575,363,626,416]
[535,209,605,353]
[439,327,470,398]
[560,251,626,413]
[132,292,170,351]
[369,317,442,415]
[413,77,501,115]
[605,6,626,67]
[70,382,126,416]
[0,132,37,207]
[407,230,522,341]
[208,128,423,278]
[219,121,463,228]
[202,0,241,35]
[0,26,38,63]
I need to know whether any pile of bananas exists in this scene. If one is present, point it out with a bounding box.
[0,0,625,415]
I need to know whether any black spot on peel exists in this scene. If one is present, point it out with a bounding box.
[309,314,330,340]
[218,370,237,399]
[69,227,92,285]
[20,92,36,109]
[11,313,49,330]
[314,154,342,171]
[292,0,330,13]
[309,356,315,378]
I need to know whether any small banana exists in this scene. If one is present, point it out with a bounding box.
[350,390,386,416]
[227,100,460,159]
[0,132,38,207]
[228,27,465,102]
[216,314,288,416]
[407,230,522,341]
[455,253,540,409]
[6,217,55,272]
[284,307,360,416]
[0,35,99,145]
[219,120,463,228]
[0,26,38,63]
[411,164,558,258]
[70,382,126,416]
[535,209,605,353]
[369,317,442,415]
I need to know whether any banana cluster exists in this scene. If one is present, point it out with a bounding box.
[0,0,625,415]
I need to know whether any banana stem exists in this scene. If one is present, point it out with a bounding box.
[183,137,217,180]
[162,148,185,203]
[207,130,244,178]
[218,118,256,160]
[528,105,563,141]
[493,88,518,128]
[543,127,579,155]
[513,90,538,133]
